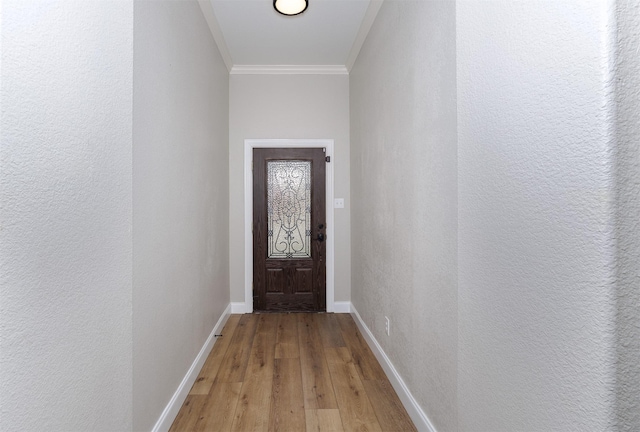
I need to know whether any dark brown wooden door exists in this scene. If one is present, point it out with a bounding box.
[253,148,326,312]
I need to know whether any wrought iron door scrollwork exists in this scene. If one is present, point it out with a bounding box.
[267,160,311,259]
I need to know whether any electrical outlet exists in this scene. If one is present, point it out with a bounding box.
[385,316,390,336]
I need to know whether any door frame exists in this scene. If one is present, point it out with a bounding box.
[244,139,335,313]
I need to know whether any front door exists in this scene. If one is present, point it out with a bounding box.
[253,148,326,312]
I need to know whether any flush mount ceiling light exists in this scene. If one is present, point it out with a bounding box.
[274,0,308,16]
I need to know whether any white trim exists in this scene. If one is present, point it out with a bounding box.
[333,301,352,313]
[198,0,233,72]
[231,302,250,314]
[231,65,349,75]
[350,304,437,432]
[151,304,232,432]
[346,0,384,71]
[244,139,335,313]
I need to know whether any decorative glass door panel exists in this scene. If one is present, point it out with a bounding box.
[267,161,311,259]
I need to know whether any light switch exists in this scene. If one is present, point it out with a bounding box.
[334,198,345,208]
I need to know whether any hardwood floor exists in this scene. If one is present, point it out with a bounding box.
[169,313,417,432]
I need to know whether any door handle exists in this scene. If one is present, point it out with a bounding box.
[317,233,325,242]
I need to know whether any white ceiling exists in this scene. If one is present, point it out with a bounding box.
[206,0,381,70]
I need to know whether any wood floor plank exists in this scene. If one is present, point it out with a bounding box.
[314,313,346,348]
[231,314,277,432]
[268,358,305,431]
[255,312,280,336]
[190,314,241,395]
[193,381,242,431]
[327,353,382,432]
[324,347,352,365]
[275,313,300,358]
[305,409,345,432]
[216,314,259,383]
[168,395,208,432]
[335,314,386,381]
[170,313,416,432]
[298,314,338,410]
[363,380,417,432]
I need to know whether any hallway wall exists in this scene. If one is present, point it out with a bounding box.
[351,0,635,431]
[614,0,640,428]
[350,1,458,431]
[229,74,351,306]
[457,2,617,430]
[132,2,230,430]
[1,1,134,430]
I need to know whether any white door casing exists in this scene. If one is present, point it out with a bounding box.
[242,139,335,313]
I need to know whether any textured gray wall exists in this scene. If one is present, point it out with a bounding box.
[457,2,617,430]
[1,1,134,430]
[614,1,640,429]
[350,2,458,430]
[351,1,631,430]
[132,2,229,430]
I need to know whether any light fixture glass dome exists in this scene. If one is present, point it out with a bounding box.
[274,0,308,16]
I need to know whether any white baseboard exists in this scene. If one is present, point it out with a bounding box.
[231,302,250,314]
[332,301,352,313]
[152,303,232,432]
[350,304,437,432]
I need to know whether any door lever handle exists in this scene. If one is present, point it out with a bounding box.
[317,233,325,242]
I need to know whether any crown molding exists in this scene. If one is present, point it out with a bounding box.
[200,0,382,75]
[198,0,233,72]
[346,0,384,72]
[230,65,349,75]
